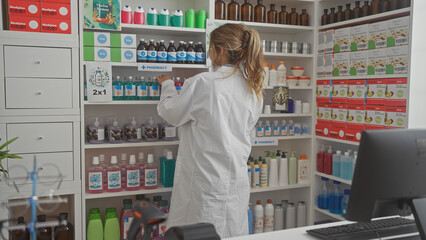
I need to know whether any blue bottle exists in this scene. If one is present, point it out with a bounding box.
[288,97,294,113]
[137,76,149,101]
[124,76,137,100]
[247,204,253,234]
[332,150,342,178]
[341,189,350,217]
[112,76,124,101]
[329,181,343,214]
[341,152,353,180]
[317,177,330,210]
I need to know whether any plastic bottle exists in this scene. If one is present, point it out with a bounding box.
[227,0,240,21]
[107,156,122,192]
[157,40,168,63]
[252,159,260,188]
[352,151,358,178]
[332,150,342,178]
[264,151,271,169]
[277,62,287,86]
[260,158,268,188]
[263,62,269,88]
[99,154,107,189]
[254,0,266,23]
[264,120,272,137]
[285,203,296,229]
[177,41,187,64]
[248,204,253,234]
[175,77,183,94]
[113,76,124,101]
[87,209,103,240]
[274,204,284,231]
[215,0,226,20]
[104,208,120,240]
[341,189,350,217]
[143,154,158,189]
[87,156,104,194]
[297,154,309,184]
[120,153,127,186]
[163,122,177,141]
[144,117,158,142]
[124,76,136,100]
[269,64,278,86]
[195,42,206,64]
[288,120,295,136]
[11,217,29,240]
[124,117,142,142]
[125,155,141,191]
[317,145,325,173]
[134,6,145,25]
[296,201,307,227]
[256,121,264,137]
[247,159,252,186]
[264,199,274,232]
[120,199,134,240]
[272,120,280,136]
[280,120,288,136]
[254,200,264,233]
[137,76,148,100]
[267,4,277,24]
[149,78,160,100]
[281,200,288,229]
[167,40,177,63]
[137,152,145,186]
[324,146,333,175]
[107,119,123,143]
[137,39,147,63]
[147,39,157,63]
[279,152,288,186]
[36,215,52,239]
[329,181,343,214]
[269,153,279,187]
[87,117,105,144]
[287,97,294,113]
[186,41,196,64]
[341,152,353,180]
[241,0,253,22]
[288,152,297,185]
[318,177,330,209]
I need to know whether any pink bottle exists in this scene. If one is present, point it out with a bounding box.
[107,156,122,192]
[125,155,141,191]
[317,145,325,173]
[142,154,158,190]
[120,153,127,187]
[99,154,108,190]
[138,152,145,186]
[134,6,145,25]
[87,156,104,194]
[324,146,333,175]
[121,5,133,24]
[120,199,134,240]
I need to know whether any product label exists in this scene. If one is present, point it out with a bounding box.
[365,105,386,128]
[386,46,408,74]
[325,30,335,54]
[347,105,365,129]
[385,78,408,106]
[324,54,333,77]
[107,171,121,189]
[149,86,160,97]
[177,51,186,61]
[368,49,387,75]
[387,16,410,47]
[317,103,332,126]
[165,127,176,138]
[350,51,368,76]
[88,172,103,190]
[257,127,264,137]
[137,50,148,61]
[347,80,367,105]
[281,125,288,136]
[264,215,274,232]
[334,28,351,53]
[273,127,280,136]
[123,217,134,240]
[351,24,369,51]
[113,85,123,97]
[331,103,348,128]
[186,52,196,61]
[289,126,295,135]
[318,32,326,54]
[195,52,205,62]
[125,84,136,97]
[168,52,177,62]
[316,80,332,103]
[368,21,388,49]
[317,55,325,77]
[366,79,387,105]
[176,86,182,94]
[123,35,134,47]
[97,129,105,140]
[137,85,148,97]
[264,126,272,136]
[140,166,144,184]
[159,215,168,237]
[253,168,259,187]
[385,106,407,128]
[331,80,348,103]
[126,169,140,188]
[148,50,157,61]
[294,124,301,135]
[333,53,350,76]
[144,169,158,187]
[255,216,263,233]
[157,51,168,62]
[122,49,135,62]
[260,166,267,187]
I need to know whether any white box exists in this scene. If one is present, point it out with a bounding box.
[387,16,410,47]
[333,52,350,76]
[317,54,325,77]
[94,32,110,47]
[350,51,368,76]
[318,32,326,55]
[121,34,137,48]
[368,49,387,75]
[350,24,369,51]
[368,21,388,49]
[334,27,351,53]
[324,53,333,77]
[121,49,136,62]
[386,45,409,74]
[95,47,110,62]
[325,29,335,54]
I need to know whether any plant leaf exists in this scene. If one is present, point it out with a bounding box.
[0,162,8,178]
[0,137,19,151]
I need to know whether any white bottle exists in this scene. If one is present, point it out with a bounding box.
[264,121,272,137]
[264,199,275,232]
[263,62,269,88]
[277,62,287,86]
[288,120,295,136]
[269,64,278,86]
[269,154,279,187]
[285,203,296,229]
[279,152,289,186]
[297,154,309,184]
[254,200,264,234]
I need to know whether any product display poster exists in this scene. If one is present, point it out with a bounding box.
[83,0,121,30]
[86,62,113,102]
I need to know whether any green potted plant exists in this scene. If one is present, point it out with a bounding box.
[0,137,22,180]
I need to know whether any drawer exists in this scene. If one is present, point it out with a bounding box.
[7,152,74,184]
[7,123,73,153]
[4,46,72,78]
[6,78,72,109]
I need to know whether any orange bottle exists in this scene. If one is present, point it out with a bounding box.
[215,0,226,20]
[241,0,253,22]
[267,4,278,24]
[227,0,240,21]
[254,0,266,23]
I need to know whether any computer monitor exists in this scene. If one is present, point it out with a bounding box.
[346,129,426,239]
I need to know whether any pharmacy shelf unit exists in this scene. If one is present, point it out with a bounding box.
[315,172,352,185]
[317,74,409,81]
[314,207,346,221]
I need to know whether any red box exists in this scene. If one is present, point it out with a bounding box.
[347,79,366,105]
[330,126,346,140]
[40,2,70,19]
[8,0,40,17]
[316,124,331,137]
[347,105,365,130]
[366,79,386,105]
[316,80,331,103]
[40,0,70,3]
[385,78,408,107]
[384,106,407,129]
[331,103,347,128]
[8,15,40,32]
[317,102,332,126]
[365,105,385,129]
[345,128,363,142]
[331,80,348,103]
[41,17,71,34]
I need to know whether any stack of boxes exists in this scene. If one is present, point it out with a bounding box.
[5,0,71,34]
[83,32,137,63]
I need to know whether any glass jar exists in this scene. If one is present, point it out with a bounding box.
[241,0,253,21]
[267,4,278,24]
[321,9,329,26]
[344,3,353,20]
[227,0,240,21]
[215,0,226,20]
[279,5,289,24]
[289,8,299,25]
[336,6,344,22]
[254,0,266,23]
[353,1,362,18]
[328,7,337,24]
[371,0,381,14]
[362,1,370,17]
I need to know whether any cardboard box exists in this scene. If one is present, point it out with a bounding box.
[317,54,325,77]
[8,15,40,32]
[347,104,365,130]
[365,105,386,129]
[318,32,326,55]
[316,80,331,103]
[350,51,368,76]
[83,31,110,47]
[331,103,347,128]
[110,33,137,48]
[331,80,348,103]
[41,17,70,34]
[385,78,408,106]
[111,48,136,62]
[325,29,335,54]
[387,16,410,47]
[324,53,333,77]
[8,0,40,17]
[386,46,409,74]
[384,106,407,128]
[317,103,332,126]
[40,2,71,19]
[330,126,346,140]
[41,0,70,3]
[83,47,110,62]
[368,21,388,49]
[315,124,330,137]
[368,48,387,75]
[334,27,351,53]
[345,128,363,142]
[333,52,350,76]
[366,79,386,105]
[347,79,366,105]
[350,24,369,51]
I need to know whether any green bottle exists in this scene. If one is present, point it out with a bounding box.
[288,151,298,185]
[87,208,103,240]
[137,76,149,100]
[149,77,160,100]
[112,76,124,101]
[104,208,120,240]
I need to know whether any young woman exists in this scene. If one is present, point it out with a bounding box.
[157,23,264,238]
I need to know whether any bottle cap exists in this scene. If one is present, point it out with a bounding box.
[271,153,276,159]
[92,156,100,165]
[345,152,349,156]
[267,199,272,204]
[94,117,100,127]
[262,158,267,164]
[276,150,281,156]
[111,156,118,164]
[131,117,137,126]
[265,120,270,126]
[147,154,154,164]
[328,146,333,153]
[136,6,144,12]
[333,180,340,184]
[138,152,144,161]
[159,200,169,207]
[122,5,131,11]
[160,9,169,15]
[149,8,157,14]
[271,64,276,70]
[279,61,285,65]
[189,41,193,44]
[300,154,307,160]
[99,154,105,164]
[59,212,68,220]
[116,76,121,81]
[89,208,100,215]
[167,151,173,160]
[112,119,119,127]
[336,150,341,154]
[257,200,262,205]
[264,62,269,68]
[321,177,328,181]
[129,155,136,164]
[105,208,118,219]
[121,153,127,161]
[148,116,155,126]
[298,201,305,206]
[281,152,287,158]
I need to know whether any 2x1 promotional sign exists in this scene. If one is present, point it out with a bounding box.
[86,62,112,102]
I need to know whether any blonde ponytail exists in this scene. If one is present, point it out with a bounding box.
[210,24,264,101]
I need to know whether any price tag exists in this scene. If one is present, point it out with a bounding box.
[86,62,112,102]
[138,63,172,72]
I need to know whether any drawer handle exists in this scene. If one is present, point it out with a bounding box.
[36,91,43,96]
[35,60,41,64]
[38,136,44,140]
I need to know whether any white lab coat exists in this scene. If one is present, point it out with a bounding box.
[157,66,263,238]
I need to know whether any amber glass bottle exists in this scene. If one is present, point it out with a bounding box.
[289,8,299,25]
[241,0,253,21]
[353,1,362,18]
[321,9,329,26]
[267,4,278,23]
[300,9,309,26]
[215,0,226,20]
[329,7,337,24]
[279,5,289,24]
[344,3,353,20]
[382,0,390,12]
[227,0,240,21]
[336,6,344,22]
[371,0,381,14]
[390,0,399,10]
[362,1,370,17]
[254,0,266,23]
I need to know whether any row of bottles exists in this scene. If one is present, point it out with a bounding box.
[317,178,351,217]
[137,39,205,64]
[86,116,177,144]
[250,199,306,234]
[322,0,411,25]
[215,0,310,26]
[255,120,308,137]
[113,76,160,101]
[317,146,357,181]
[248,151,309,188]
[10,214,73,240]
[263,62,287,87]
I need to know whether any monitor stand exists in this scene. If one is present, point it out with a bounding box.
[411,198,426,240]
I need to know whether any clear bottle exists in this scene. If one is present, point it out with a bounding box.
[106,156,121,192]
[137,76,148,100]
[143,154,158,189]
[167,40,177,63]
[269,64,278,86]
[157,40,168,63]
[195,42,206,64]
[137,39,147,63]
[112,76,124,101]
[227,0,240,21]
[177,41,187,64]
[279,5,289,24]
[341,189,350,217]
[10,217,29,240]
[329,181,343,214]
[186,41,196,64]
[272,120,280,136]
[87,156,103,193]
[215,0,226,20]
[55,212,74,240]
[297,154,309,184]
[36,215,52,239]
[145,116,158,142]
[362,1,371,16]
[318,177,330,209]
[288,120,295,136]
[241,0,253,22]
[344,3,353,20]
[147,39,157,63]
[125,155,141,191]
[107,119,123,143]
[336,6,344,22]
[321,9,329,25]
[280,120,288,136]
[124,76,137,100]
[332,150,342,178]
[124,117,142,142]
[87,117,105,144]
[341,152,353,180]
[264,120,272,137]
[353,1,362,18]
[328,7,337,24]
[120,153,127,187]
[256,121,264,137]
[149,77,160,100]
[267,4,277,24]
[254,0,266,23]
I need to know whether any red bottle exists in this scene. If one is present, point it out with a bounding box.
[317,146,326,173]
[125,155,141,191]
[324,147,333,175]
[175,77,183,94]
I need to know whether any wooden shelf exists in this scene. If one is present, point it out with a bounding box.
[315,172,352,185]
[83,62,208,69]
[263,52,314,59]
[319,8,411,31]
[316,136,360,146]
[84,101,159,105]
[84,141,180,149]
[250,183,310,193]
[260,113,312,118]
[314,207,346,221]
[85,187,173,199]
[317,74,408,80]
[212,19,314,34]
